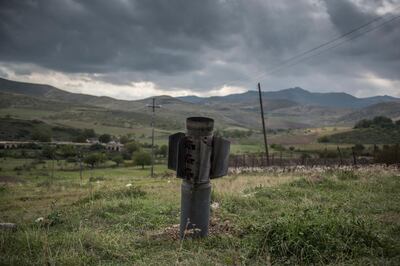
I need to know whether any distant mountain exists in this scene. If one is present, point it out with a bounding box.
[179,87,399,109]
[1,77,399,130]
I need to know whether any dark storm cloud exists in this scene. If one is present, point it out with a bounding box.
[0,0,237,74]
[323,0,400,80]
[0,0,399,96]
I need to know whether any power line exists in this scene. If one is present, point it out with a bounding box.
[257,13,400,80]
[218,6,400,88]
[251,6,400,81]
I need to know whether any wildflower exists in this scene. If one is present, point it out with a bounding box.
[126,183,132,187]
[35,217,44,223]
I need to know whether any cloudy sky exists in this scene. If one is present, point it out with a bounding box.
[0,0,399,100]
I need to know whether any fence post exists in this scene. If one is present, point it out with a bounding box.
[352,147,357,166]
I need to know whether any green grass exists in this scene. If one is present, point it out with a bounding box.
[1,159,400,265]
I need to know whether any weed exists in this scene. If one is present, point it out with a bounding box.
[337,170,359,180]
[247,208,394,264]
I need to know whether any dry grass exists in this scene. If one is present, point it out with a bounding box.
[213,173,300,195]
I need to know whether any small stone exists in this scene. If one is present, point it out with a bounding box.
[0,223,17,231]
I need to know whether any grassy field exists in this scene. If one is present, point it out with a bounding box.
[1,158,399,265]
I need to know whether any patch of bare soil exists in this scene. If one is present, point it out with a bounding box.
[150,217,237,241]
[0,175,23,183]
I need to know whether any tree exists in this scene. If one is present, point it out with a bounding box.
[41,145,57,159]
[372,116,393,128]
[112,155,124,166]
[75,128,96,142]
[59,145,76,159]
[354,119,372,129]
[99,134,111,143]
[159,144,168,158]
[125,141,141,154]
[32,127,52,142]
[84,153,105,169]
[133,151,152,169]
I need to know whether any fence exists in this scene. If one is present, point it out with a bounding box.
[229,153,372,169]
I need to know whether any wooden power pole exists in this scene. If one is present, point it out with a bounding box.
[258,83,270,166]
[147,98,161,177]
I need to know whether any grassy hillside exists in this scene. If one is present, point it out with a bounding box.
[0,160,399,264]
[339,102,400,124]
[179,87,399,108]
[0,117,89,141]
[326,127,400,144]
[2,77,400,133]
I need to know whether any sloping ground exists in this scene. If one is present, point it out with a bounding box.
[0,117,85,141]
[339,102,400,124]
[327,127,400,144]
[269,105,352,126]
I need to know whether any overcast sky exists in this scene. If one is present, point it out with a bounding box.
[0,0,399,100]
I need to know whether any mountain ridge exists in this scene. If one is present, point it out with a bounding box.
[178,87,399,108]
[1,77,399,130]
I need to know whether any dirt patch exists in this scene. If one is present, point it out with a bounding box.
[150,217,237,241]
[0,175,23,183]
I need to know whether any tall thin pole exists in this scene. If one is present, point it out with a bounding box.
[147,98,161,177]
[258,83,270,166]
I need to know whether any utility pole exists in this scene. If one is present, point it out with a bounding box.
[258,82,270,166]
[147,98,161,177]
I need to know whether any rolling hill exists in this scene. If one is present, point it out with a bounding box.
[179,87,399,109]
[1,77,399,132]
[338,102,400,124]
